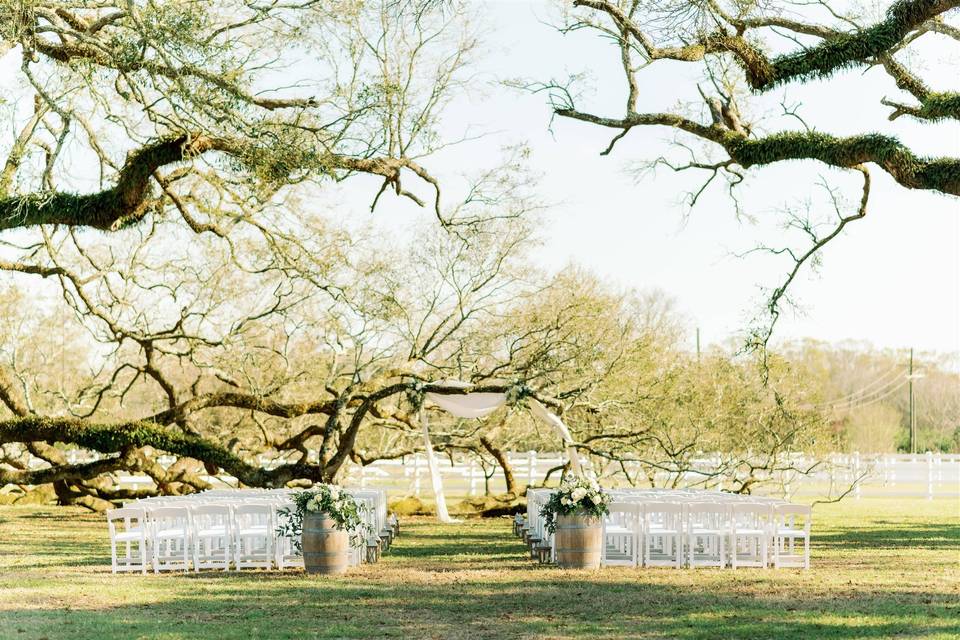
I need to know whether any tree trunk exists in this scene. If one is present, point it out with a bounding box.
[480,435,518,496]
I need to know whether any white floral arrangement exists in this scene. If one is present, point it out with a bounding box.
[540,476,610,534]
[276,484,370,550]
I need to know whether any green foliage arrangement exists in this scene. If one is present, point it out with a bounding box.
[540,476,610,534]
[276,485,371,550]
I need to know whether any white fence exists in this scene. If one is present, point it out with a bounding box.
[29,450,956,502]
[334,451,960,501]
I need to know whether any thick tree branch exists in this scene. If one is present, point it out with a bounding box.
[556,108,960,195]
[574,0,960,91]
[0,133,443,232]
[0,415,316,487]
[0,455,125,485]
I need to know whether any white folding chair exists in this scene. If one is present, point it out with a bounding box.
[729,503,771,569]
[686,502,728,568]
[642,502,683,568]
[602,502,641,567]
[233,503,274,570]
[190,504,232,571]
[149,506,192,573]
[107,508,150,574]
[773,504,811,569]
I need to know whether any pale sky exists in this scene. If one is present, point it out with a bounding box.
[386,0,960,356]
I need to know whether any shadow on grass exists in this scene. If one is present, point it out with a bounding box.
[1,574,957,640]
[814,523,960,550]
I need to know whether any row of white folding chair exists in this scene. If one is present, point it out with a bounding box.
[108,502,280,573]
[525,489,786,530]
[601,501,810,569]
[111,494,378,571]
[176,488,389,542]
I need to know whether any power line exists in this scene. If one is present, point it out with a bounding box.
[817,366,908,411]
[836,378,909,411]
[810,361,905,408]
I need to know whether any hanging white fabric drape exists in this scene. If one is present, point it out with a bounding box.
[424,387,506,419]
[418,405,454,523]
[527,397,583,475]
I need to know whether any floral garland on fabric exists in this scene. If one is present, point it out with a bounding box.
[505,381,533,408]
[405,380,426,411]
[276,484,371,550]
[540,476,610,534]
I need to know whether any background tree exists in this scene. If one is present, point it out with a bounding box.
[787,341,960,452]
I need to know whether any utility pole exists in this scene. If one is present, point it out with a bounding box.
[696,327,701,362]
[906,349,925,455]
[909,348,915,454]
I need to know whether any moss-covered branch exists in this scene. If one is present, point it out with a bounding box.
[147,392,339,426]
[879,57,960,122]
[0,130,441,232]
[556,107,960,196]
[575,0,960,92]
[755,0,960,90]
[0,455,125,486]
[0,134,228,231]
[887,92,960,122]
[0,416,317,487]
[727,132,960,194]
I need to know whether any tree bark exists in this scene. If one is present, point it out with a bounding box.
[480,435,519,495]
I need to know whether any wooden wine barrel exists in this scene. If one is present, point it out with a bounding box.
[302,511,349,575]
[554,513,602,569]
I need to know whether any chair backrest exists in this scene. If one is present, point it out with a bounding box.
[730,502,772,528]
[234,503,274,527]
[107,508,146,534]
[775,504,811,515]
[147,506,191,533]
[149,506,191,520]
[643,501,683,513]
[775,503,812,530]
[731,502,772,516]
[190,504,231,528]
[643,501,683,528]
[605,502,641,530]
[685,501,729,514]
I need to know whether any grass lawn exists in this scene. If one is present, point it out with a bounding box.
[0,498,957,639]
